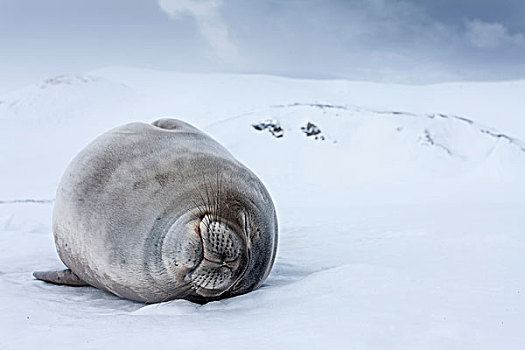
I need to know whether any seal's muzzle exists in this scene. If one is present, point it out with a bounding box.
[186,215,248,296]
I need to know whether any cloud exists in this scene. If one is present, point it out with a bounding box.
[157,0,239,63]
[465,19,525,48]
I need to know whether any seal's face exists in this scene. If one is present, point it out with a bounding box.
[187,214,248,296]
[160,184,275,303]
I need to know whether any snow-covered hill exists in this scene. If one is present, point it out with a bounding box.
[0,74,136,125]
[1,68,524,349]
[210,102,525,203]
[1,67,524,202]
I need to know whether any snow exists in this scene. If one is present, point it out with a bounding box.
[1,67,524,349]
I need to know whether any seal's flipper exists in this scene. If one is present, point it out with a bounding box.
[151,118,200,132]
[33,269,89,287]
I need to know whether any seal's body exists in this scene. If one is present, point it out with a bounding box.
[34,119,278,303]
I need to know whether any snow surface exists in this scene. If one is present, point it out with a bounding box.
[1,67,524,349]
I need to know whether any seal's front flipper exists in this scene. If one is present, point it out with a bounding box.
[33,269,89,287]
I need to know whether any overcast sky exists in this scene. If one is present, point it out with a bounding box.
[1,0,524,92]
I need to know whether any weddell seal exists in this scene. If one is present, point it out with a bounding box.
[33,118,278,303]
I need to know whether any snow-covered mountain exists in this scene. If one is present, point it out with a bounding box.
[1,67,524,202]
[1,68,524,349]
[0,74,136,125]
[211,102,525,185]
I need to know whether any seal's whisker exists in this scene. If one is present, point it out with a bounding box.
[191,198,207,219]
[202,172,213,214]
[192,172,214,219]
[214,165,224,227]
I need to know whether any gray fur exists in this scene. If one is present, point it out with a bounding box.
[34,119,278,303]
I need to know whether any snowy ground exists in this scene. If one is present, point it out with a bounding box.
[1,68,524,349]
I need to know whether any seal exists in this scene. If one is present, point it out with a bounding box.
[33,118,278,303]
